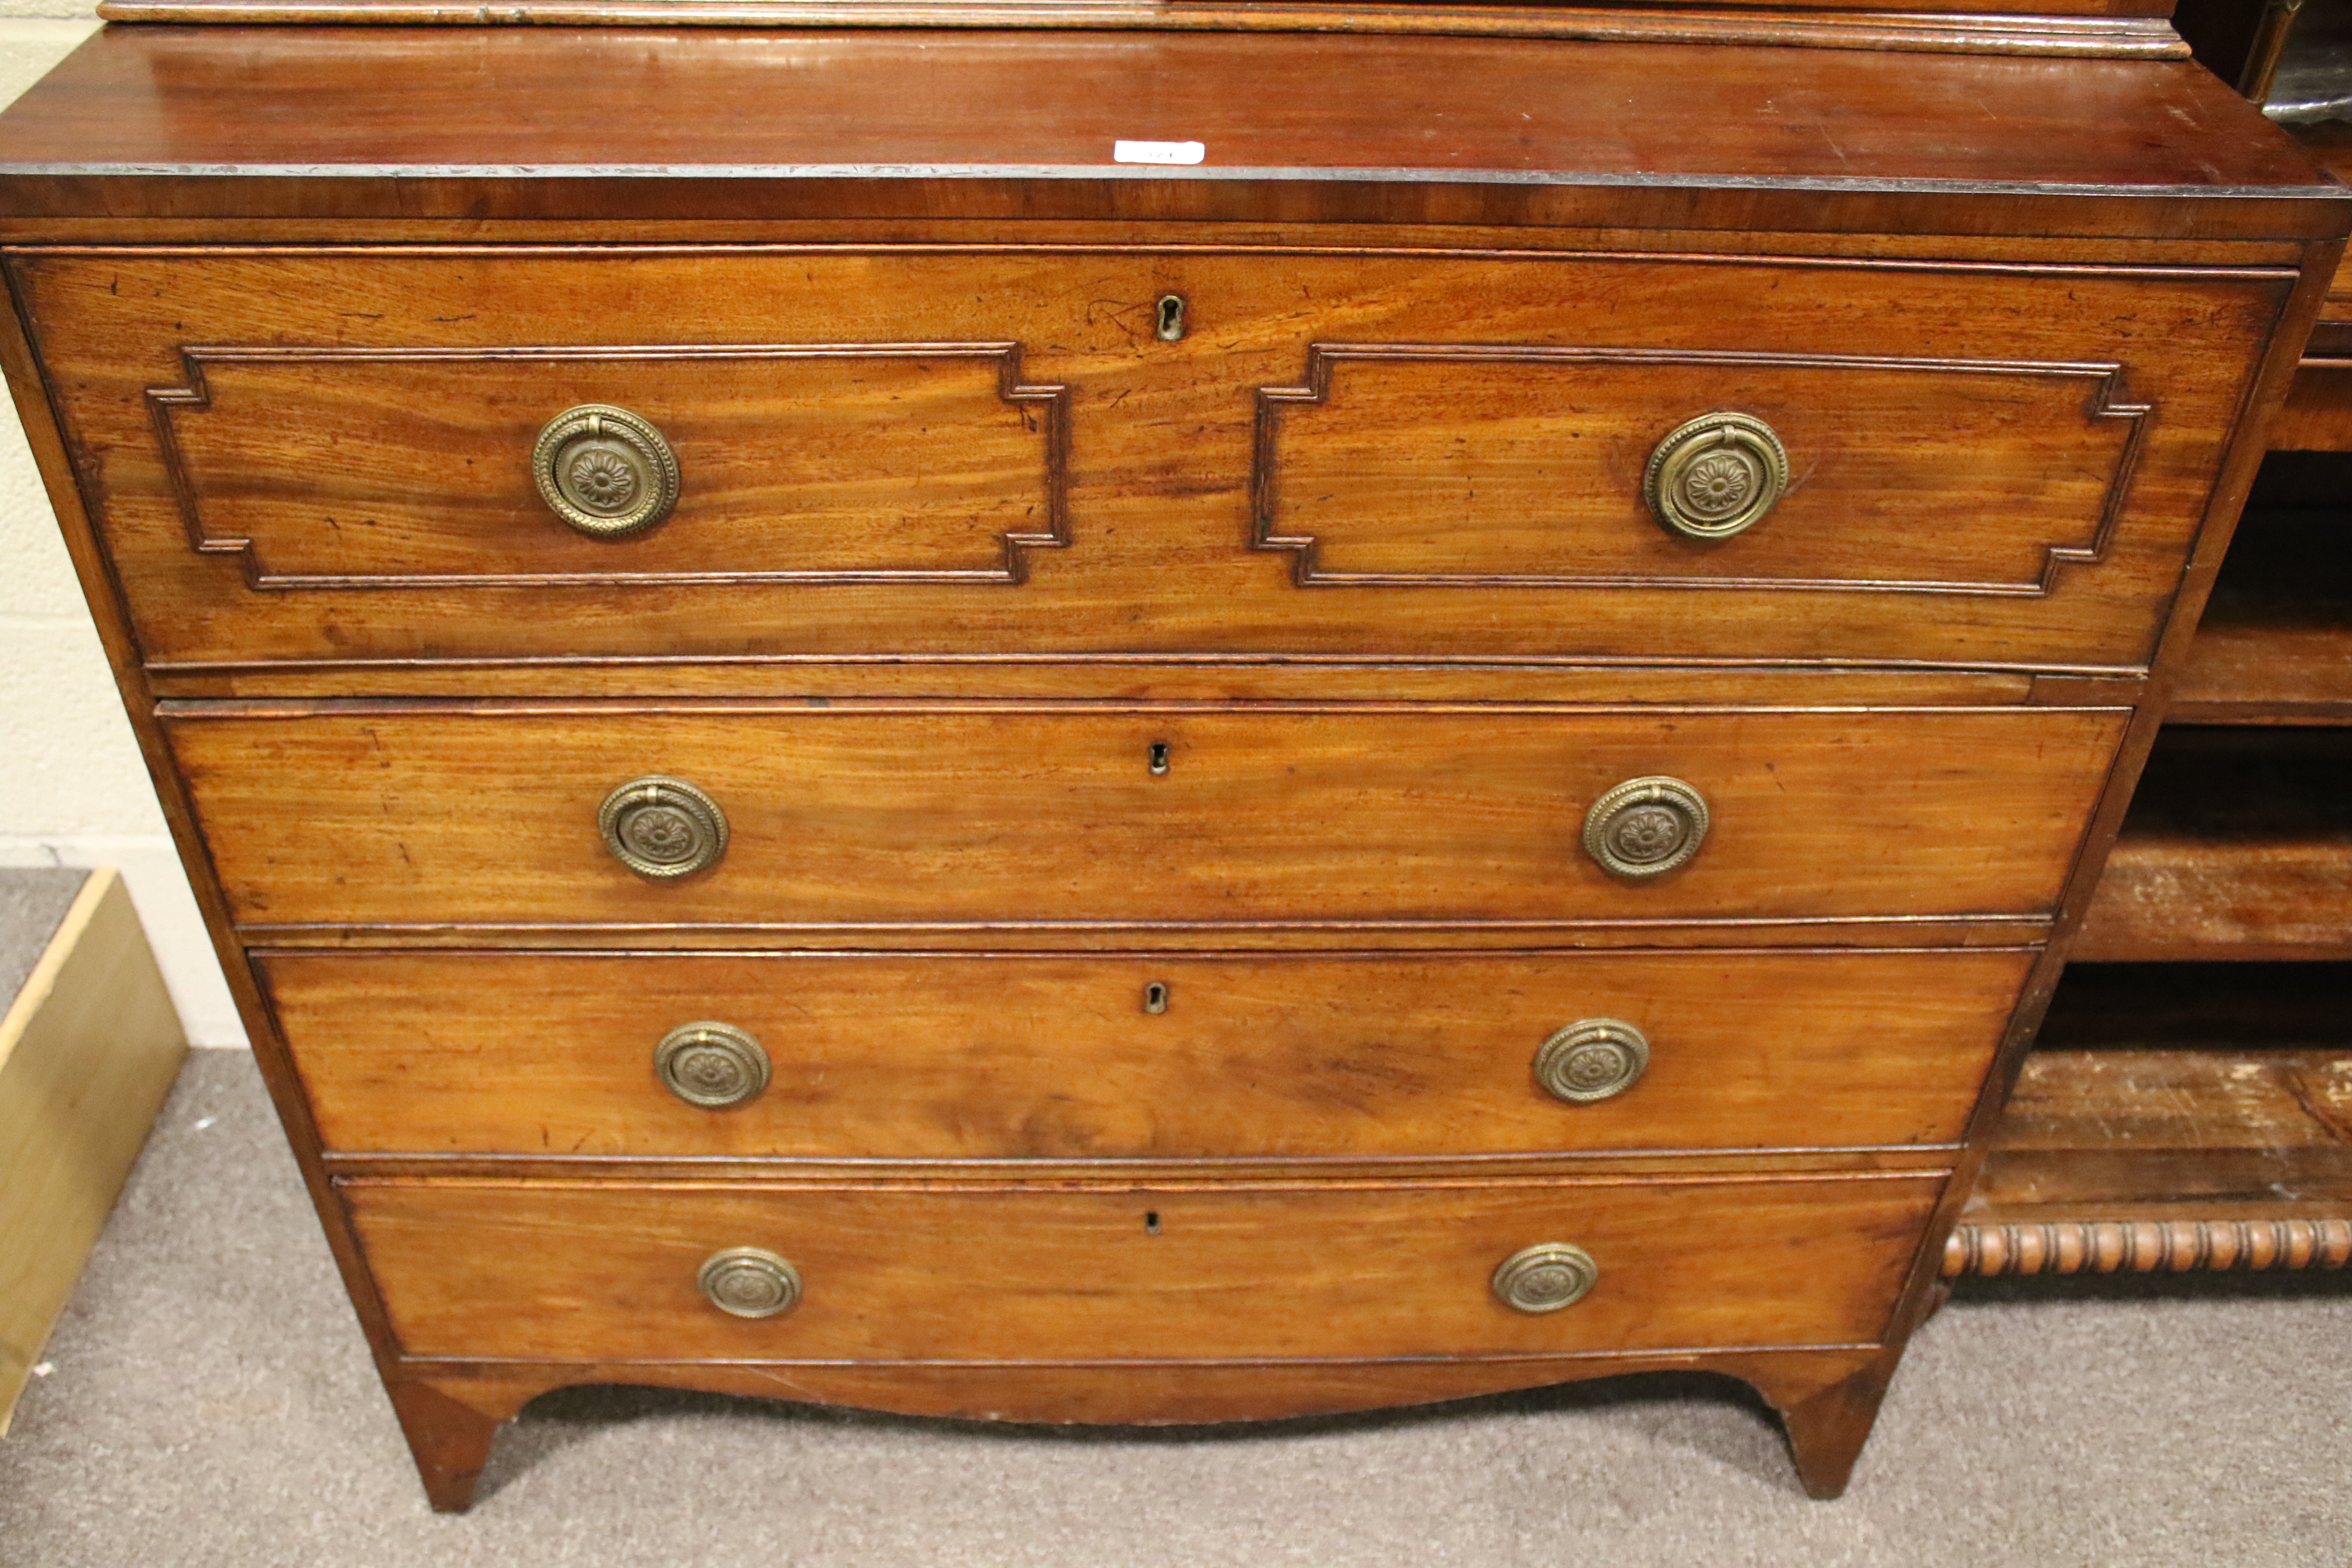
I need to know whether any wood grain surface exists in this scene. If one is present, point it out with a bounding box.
[259,947,2033,1159]
[1260,347,2146,590]
[0,29,2331,236]
[2073,728,2352,959]
[152,346,1068,586]
[90,0,2189,54]
[373,1341,1890,1509]
[1972,1046,2352,1213]
[389,1340,1885,1429]
[341,1173,1943,1364]
[2267,358,2352,451]
[14,250,2293,673]
[167,705,2128,930]
[2171,456,2352,723]
[0,14,2324,1508]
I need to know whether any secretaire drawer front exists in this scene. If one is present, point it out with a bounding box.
[21,249,2286,672]
[264,949,2033,1159]
[173,706,2126,928]
[343,1175,1943,1363]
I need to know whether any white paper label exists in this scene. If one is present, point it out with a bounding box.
[1113,140,1206,166]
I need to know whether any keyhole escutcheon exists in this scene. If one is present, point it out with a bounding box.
[1155,294,1186,342]
[1143,981,1171,1015]
[1148,741,1171,776]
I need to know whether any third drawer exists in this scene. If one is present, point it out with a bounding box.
[262,948,2033,1158]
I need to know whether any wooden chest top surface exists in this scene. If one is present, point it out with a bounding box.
[0,25,2338,237]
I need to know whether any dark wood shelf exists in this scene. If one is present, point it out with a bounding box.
[2173,622,2352,723]
[2074,727,2352,961]
[1951,964,2352,1276]
[2171,456,2352,724]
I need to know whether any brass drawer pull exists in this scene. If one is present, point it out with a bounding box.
[1534,1018,1650,1103]
[598,775,729,879]
[533,402,681,539]
[1643,411,1788,540]
[1492,1243,1599,1313]
[1583,775,1709,879]
[655,1021,771,1108]
[697,1247,802,1319]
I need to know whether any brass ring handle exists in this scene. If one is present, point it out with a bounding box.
[533,403,680,539]
[1643,411,1788,540]
[1534,1018,1650,1104]
[1492,1243,1599,1314]
[655,1021,771,1109]
[1583,775,1709,879]
[598,776,729,879]
[697,1247,802,1318]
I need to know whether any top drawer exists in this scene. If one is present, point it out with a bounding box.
[12,248,2290,675]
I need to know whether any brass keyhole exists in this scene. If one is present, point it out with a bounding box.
[1155,294,1186,342]
[1148,741,1171,776]
[1145,1211,1162,1235]
[1143,981,1170,1014]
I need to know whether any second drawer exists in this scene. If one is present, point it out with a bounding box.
[263,949,2032,1159]
[173,705,2126,928]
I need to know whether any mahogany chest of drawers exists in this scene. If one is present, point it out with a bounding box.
[1,9,2340,1507]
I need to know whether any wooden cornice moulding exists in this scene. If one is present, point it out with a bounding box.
[1943,1217,2352,1276]
[90,0,2192,59]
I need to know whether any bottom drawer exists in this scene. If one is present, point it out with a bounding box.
[344,1175,1943,1364]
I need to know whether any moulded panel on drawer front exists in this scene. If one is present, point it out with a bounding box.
[260,948,2036,1159]
[14,250,2287,673]
[168,705,2128,930]
[341,1175,1945,1364]
[147,348,1067,585]
[1255,346,2144,589]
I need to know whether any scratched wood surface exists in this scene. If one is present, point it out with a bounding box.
[167,705,2127,930]
[1972,1047,2352,1212]
[340,1173,1943,1364]
[1958,961,2352,1271]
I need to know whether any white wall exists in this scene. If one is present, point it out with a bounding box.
[0,12,250,1047]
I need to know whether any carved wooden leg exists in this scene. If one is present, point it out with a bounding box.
[384,1375,531,1513]
[1773,1358,1897,1500]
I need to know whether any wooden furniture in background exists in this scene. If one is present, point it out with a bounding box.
[0,5,2341,1506]
[1950,21,2352,1276]
[0,868,188,1431]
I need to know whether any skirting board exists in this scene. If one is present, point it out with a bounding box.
[0,868,188,1433]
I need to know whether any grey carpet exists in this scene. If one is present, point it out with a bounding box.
[0,868,84,1008]
[2,1050,2346,1568]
